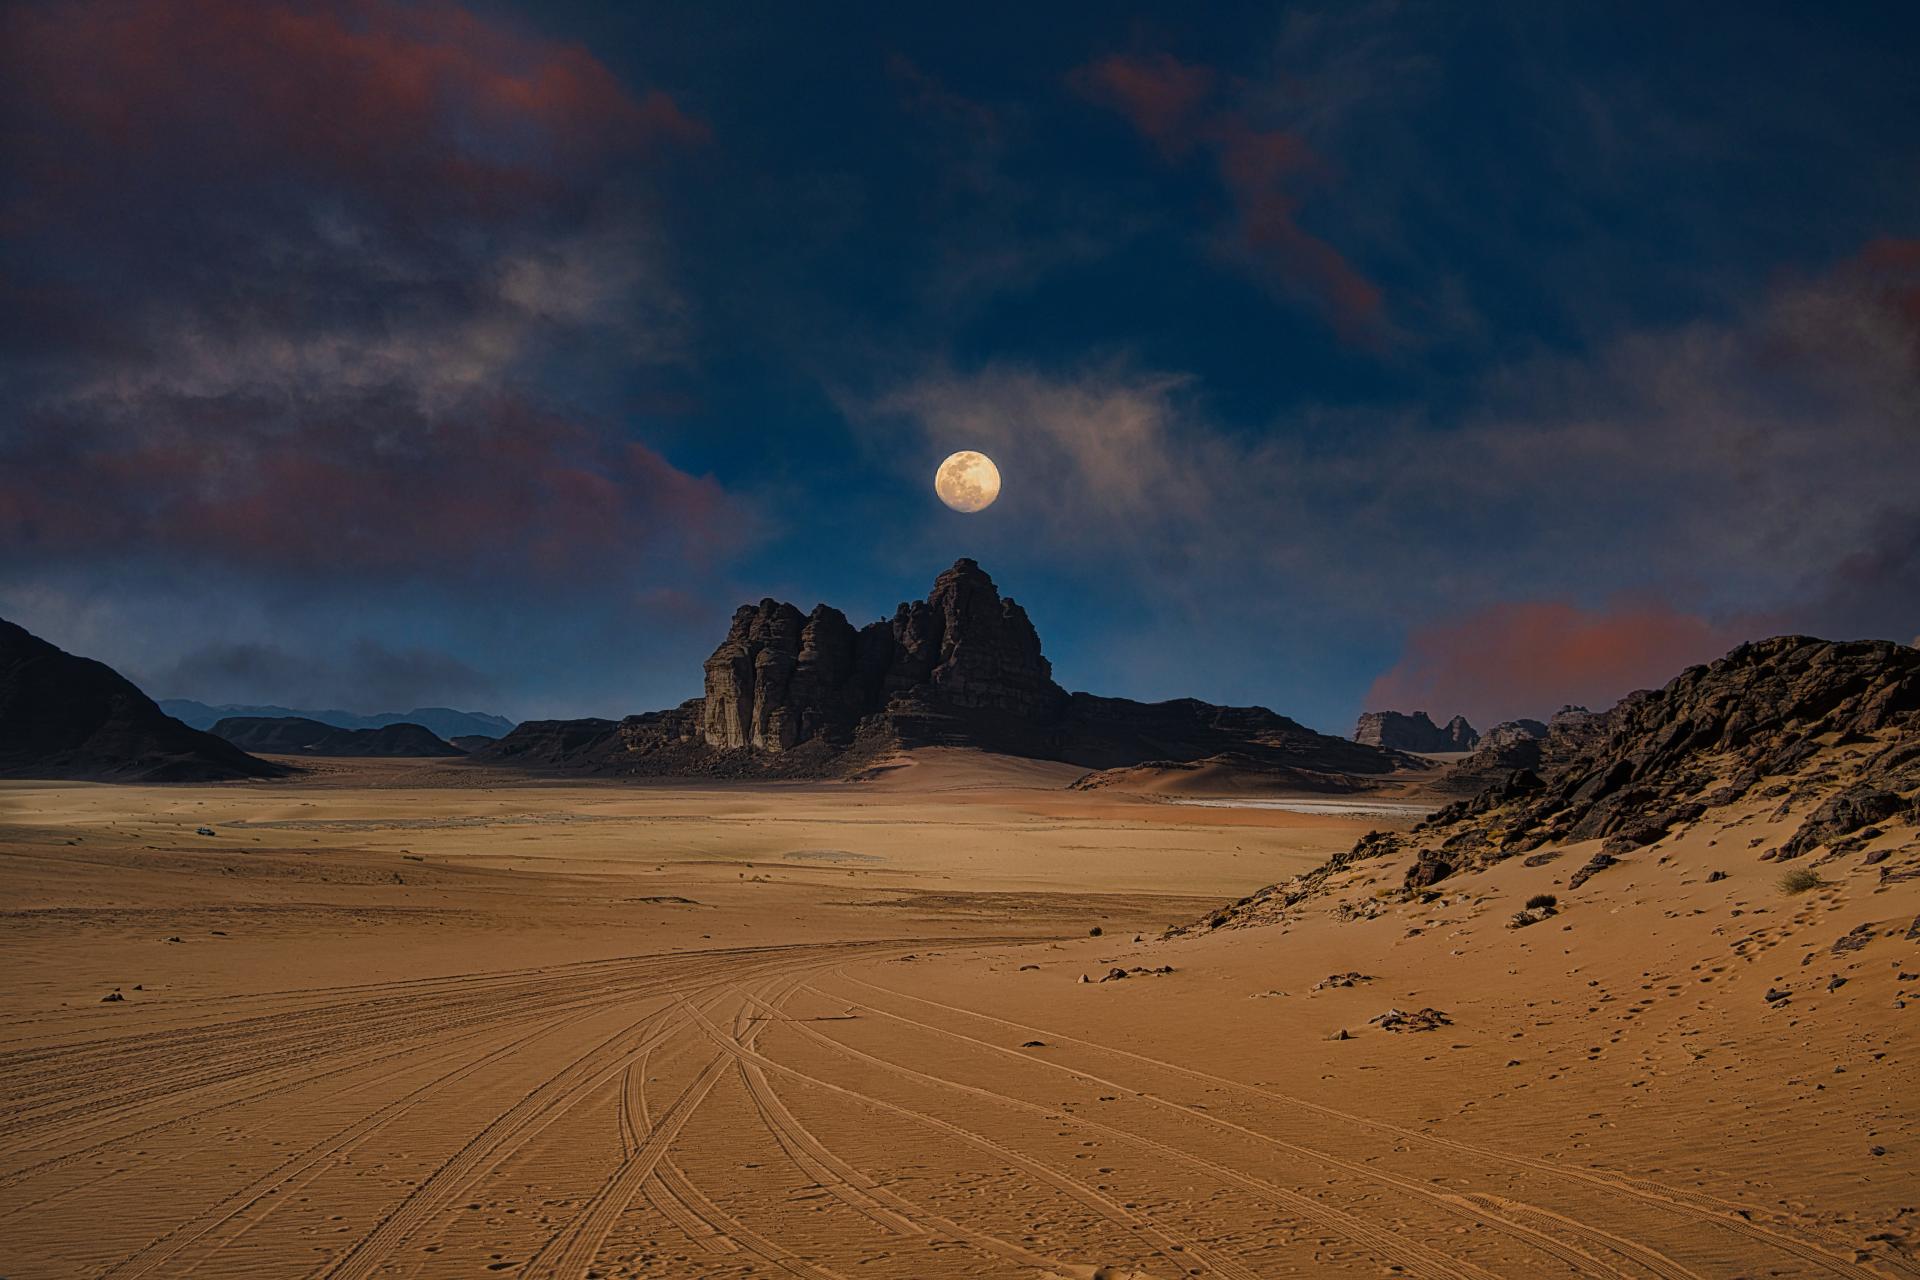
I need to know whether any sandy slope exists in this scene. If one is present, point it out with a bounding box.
[0,750,1913,1277]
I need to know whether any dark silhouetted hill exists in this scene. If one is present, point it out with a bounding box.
[162,700,511,740]
[0,619,288,782]
[211,716,464,757]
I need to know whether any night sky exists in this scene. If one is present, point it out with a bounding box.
[3,1,1916,733]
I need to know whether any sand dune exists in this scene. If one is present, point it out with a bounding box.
[1,755,1914,1276]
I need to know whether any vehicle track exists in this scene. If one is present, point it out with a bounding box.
[727,1002,1174,1278]
[0,952,819,1196]
[98,994,633,1278]
[750,991,1495,1280]
[815,982,1694,1280]
[837,969,1905,1280]
[520,980,823,1280]
[686,998,1261,1280]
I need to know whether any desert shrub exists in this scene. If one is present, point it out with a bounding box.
[1525,893,1558,911]
[1777,867,1825,895]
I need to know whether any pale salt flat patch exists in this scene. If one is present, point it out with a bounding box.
[1168,798,1437,818]
[782,848,884,863]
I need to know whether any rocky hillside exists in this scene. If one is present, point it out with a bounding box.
[479,559,1411,780]
[1188,636,1920,931]
[211,716,464,757]
[1354,710,1478,752]
[0,618,288,782]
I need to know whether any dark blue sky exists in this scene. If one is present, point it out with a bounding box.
[3,0,1916,731]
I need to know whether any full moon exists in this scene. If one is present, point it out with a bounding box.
[934,450,1001,513]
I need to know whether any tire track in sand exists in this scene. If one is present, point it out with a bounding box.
[751,990,1494,1280]
[816,982,1692,1280]
[687,997,1263,1280]
[838,969,1901,1280]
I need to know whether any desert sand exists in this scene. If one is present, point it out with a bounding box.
[1,748,1915,1278]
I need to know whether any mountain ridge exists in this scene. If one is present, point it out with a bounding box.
[161,700,513,740]
[479,559,1415,780]
[210,716,465,758]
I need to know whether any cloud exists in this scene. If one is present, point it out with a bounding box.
[1362,600,1751,727]
[0,0,736,590]
[147,638,495,711]
[869,233,1920,712]
[2,0,704,224]
[1,393,742,581]
[1072,51,1382,336]
[1071,53,1217,152]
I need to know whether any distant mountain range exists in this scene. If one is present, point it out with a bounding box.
[160,701,514,741]
[211,716,465,758]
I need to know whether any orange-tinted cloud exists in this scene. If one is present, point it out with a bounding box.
[1073,52,1381,336]
[2,0,705,221]
[1365,600,1754,728]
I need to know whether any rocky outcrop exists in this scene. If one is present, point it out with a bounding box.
[698,561,1064,754]
[478,717,624,769]
[482,559,1412,781]
[1188,636,1920,931]
[1354,710,1478,752]
[1479,718,1549,753]
[210,716,463,757]
[0,618,288,782]
[1434,709,1592,794]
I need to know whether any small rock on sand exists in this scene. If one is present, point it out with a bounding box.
[1370,1007,1452,1032]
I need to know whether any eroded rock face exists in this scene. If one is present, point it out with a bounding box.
[1354,710,1479,752]
[700,601,876,751]
[700,560,1065,753]
[1479,718,1549,752]
[920,559,1061,718]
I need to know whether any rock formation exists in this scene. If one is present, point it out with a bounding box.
[481,559,1411,780]
[1187,636,1920,932]
[1354,709,1479,752]
[698,560,1066,754]
[0,618,288,782]
[1476,718,1549,754]
[210,716,464,757]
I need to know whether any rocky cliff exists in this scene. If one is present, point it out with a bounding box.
[480,559,1408,780]
[1354,710,1478,752]
[697,560,1065,754]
